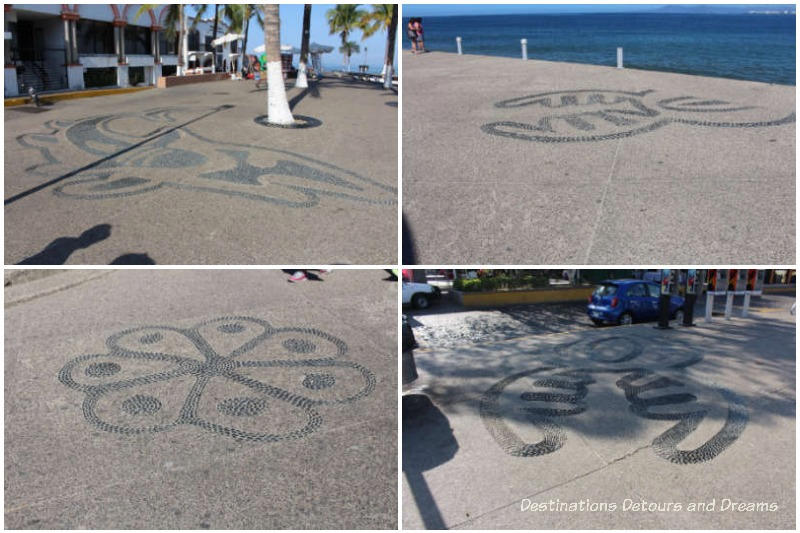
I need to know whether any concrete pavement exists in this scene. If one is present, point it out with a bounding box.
[402,51,795,263]
[5,269,397,529]
[5,76,398,264]
[403,310,795,529]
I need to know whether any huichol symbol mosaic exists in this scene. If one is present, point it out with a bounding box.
[481,89,795,142]
[480,336,747,464]
[58,316,375,441]
[17,106,396,207]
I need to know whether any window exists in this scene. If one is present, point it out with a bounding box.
[124,26,151,55]
[159,32,178,55]
[77,20,115,55]
[627,284,646,297]
[188,30,200,51]
[646,284,661,298]
[594,284,618,297]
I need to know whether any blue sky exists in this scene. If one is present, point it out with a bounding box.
[190,5,397,70]
[401,4,794,16]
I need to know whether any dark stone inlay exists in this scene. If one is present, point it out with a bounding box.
[140,332,163,344]
[303,373,336,390]
[85,361,121,377]
[122,394,162,415]
[283,338,316,354]
[253,114,323,129]
[57,317,376,442]
[218,323,245,334]
[482,89,794,143]
[217,397,267,416]
[480,337,747,463]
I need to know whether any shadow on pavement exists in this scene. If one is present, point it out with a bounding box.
[17,223,111,265]
[402,214,418,264]
[110,253,156,265]
[403,394,458,530]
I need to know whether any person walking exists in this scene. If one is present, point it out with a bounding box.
[407,18,418,54]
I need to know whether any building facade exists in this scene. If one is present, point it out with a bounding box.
[4,4,229,97]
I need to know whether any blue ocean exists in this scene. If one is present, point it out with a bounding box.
[402,13,795,85]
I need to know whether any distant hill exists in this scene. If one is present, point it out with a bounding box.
[654,4,795,14]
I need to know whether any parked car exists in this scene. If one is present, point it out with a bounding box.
[402,281,440,309]
[587,279,685,326]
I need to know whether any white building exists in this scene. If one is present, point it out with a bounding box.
[4,4,236,97]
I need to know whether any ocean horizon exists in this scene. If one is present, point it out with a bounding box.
[402,13,795,85]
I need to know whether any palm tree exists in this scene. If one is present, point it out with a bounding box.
[136,4,186,75]
[359,4,397,88]
[338,40,360,72]
[241,5,263,74]
[260,4,294,125]
[326,4,366,72]
[295,5,312,88]
[359,5,390,73]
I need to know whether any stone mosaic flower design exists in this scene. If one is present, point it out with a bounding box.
[58,317,375,441]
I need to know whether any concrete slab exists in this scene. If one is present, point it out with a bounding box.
[402,51,794,263]
[5,77,398,264]
[402,314,795,529]
[5,269,397,529]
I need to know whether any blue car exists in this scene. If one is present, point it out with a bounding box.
[587,279,685,326]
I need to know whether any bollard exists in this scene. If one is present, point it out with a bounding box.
[682,291,696,326]
[742,293,751,317]
[456,36,462,55]
[724,293,734,319]
[521,38,528,60]
[617,47,623,69]
[705,293,714,322]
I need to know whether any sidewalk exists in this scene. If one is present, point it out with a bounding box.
[402,51,795,263]
[5,270,397,529]
[5,77,398,264]
[403,314,795,529]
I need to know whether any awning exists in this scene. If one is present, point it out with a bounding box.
[211,33,244,47]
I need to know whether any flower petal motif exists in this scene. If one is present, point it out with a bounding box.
[58,317,374,441]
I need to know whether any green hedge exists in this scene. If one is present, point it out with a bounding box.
[453,274,550,292]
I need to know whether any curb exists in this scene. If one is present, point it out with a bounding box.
[5,86,153,107]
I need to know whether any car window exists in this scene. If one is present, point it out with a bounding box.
[594,284,617,296]
[627,283,646,297]
[646,284,660,298]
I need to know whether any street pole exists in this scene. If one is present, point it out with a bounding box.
[655,269,672,329]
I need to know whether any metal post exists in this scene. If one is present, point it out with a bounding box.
[705,293,714,322]
[742,293,751,317]
[521,38,527,60]
[456,36,462,55]
[724,293,734,319]
[617,47,623,69]
[683,292,696,326]
[655,294,672,329]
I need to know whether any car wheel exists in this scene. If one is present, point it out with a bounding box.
[673,309,685,324]
[618,313,633,326]
[411,293,430,309]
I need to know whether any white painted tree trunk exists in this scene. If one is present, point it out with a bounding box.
[383,63,393,89]
[263,4,294,125]
[267,60,293,124]
[296,61,308,88]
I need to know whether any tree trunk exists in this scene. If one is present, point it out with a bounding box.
[263,4,294,125]
[212,4,219,39]
[177,5,186,75]
[242,7,250,74]
[383,4,398,89]
[295,4,311,88]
